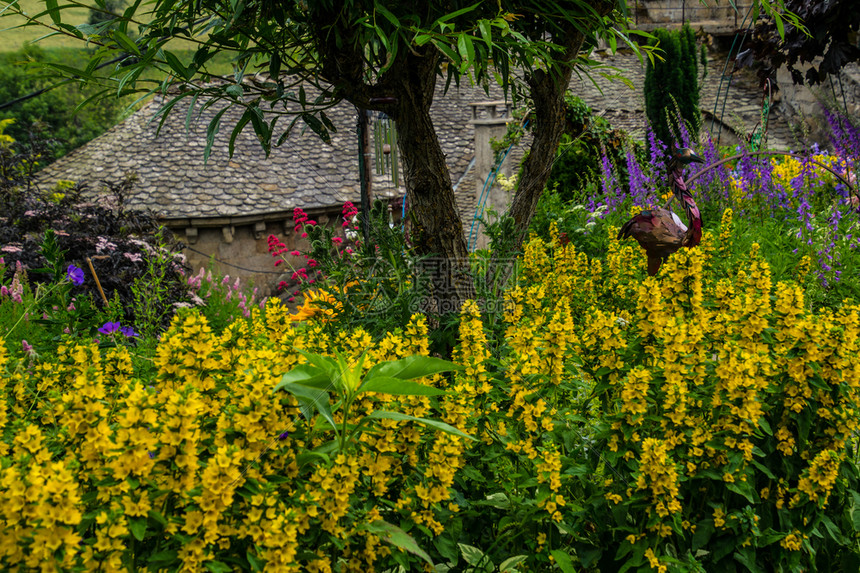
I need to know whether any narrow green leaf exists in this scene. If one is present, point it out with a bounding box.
[358,376,448,396]
[112,29,140,56]
[478,19,492,48]
[368,411,476,441]
[164,50,192,80]
[45,0,60,25]
[367,520,433,565]
[375,4,400,27]
[432,39,460,66]
[549,550,576,573]
[433,2,480,27]
[203,106,228,163]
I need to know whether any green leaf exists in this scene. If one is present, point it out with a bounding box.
[295,349,340,380]
[499,555,527,572]
[458,543,486,567]
[693,519,715,550]
[112,29,140,56]
[433,2,480,27]
[367,411,476,441]
[164,51,193,81]
[358,376,448,396]
[204,561,233,573]
[278,383,336,432]
[550,550,576,573]
[432,38,461,66]
[246,550,265,572]
[366,520,433,565]
[129,516,147,541]
[147,509,168,527]
[45,0,60,25]
[733,546,763,573]
[726,480,756,503]
[147,549,178,567]
[366,354,462,381]
[477,492,510,509]
[375,3,400,27]
[478,19,492,48]
[750,460,776,480]
[275,364,331,392]
[225,84,244,99]
[203,106,228,163]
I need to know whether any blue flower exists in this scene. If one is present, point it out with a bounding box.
[66,264,85,286]
[98,321,121,335]
[120,326,138,338]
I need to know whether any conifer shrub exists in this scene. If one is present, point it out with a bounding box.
[644,24,703,146]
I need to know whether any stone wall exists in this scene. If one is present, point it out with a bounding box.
[774,63,860,148]
[164,207,345,296]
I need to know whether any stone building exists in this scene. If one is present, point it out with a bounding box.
[36,81,524,293]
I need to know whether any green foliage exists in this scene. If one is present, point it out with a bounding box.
[0,46,126,161]
[644,24,702,145]
[130,229,183,342]
[546,94,630,203]
[276,349,468,454]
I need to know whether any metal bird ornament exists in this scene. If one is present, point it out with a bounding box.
[617,146,705,276]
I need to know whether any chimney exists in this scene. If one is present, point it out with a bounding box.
[470,100,513,250]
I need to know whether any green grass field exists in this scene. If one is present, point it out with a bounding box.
[1,0,95,50]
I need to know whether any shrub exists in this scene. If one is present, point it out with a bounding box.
[644,24,703,146]
[0,46,126,161]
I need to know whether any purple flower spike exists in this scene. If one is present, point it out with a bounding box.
[98,322,121,335]
[278,431,290,440]
[67,265,85,286]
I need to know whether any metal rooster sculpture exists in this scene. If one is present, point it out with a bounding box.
[617,146,704,276]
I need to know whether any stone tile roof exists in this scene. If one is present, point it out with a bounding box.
[37,78,502,221]
[570,49,794,150]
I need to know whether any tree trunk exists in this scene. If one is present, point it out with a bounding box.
[493,12,614,286]
[389,49,475,314]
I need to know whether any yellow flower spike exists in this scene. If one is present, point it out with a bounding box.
[718,208,734,258]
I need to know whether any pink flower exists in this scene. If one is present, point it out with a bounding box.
[332,237,344,245]
[306,220,317,226]
[288,297,295,303]
[301,233,307,238]
[307,259,318,268]
[290,250,301,256]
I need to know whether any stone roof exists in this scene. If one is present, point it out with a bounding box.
[570,49,794,150]
[37,78,505,221]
